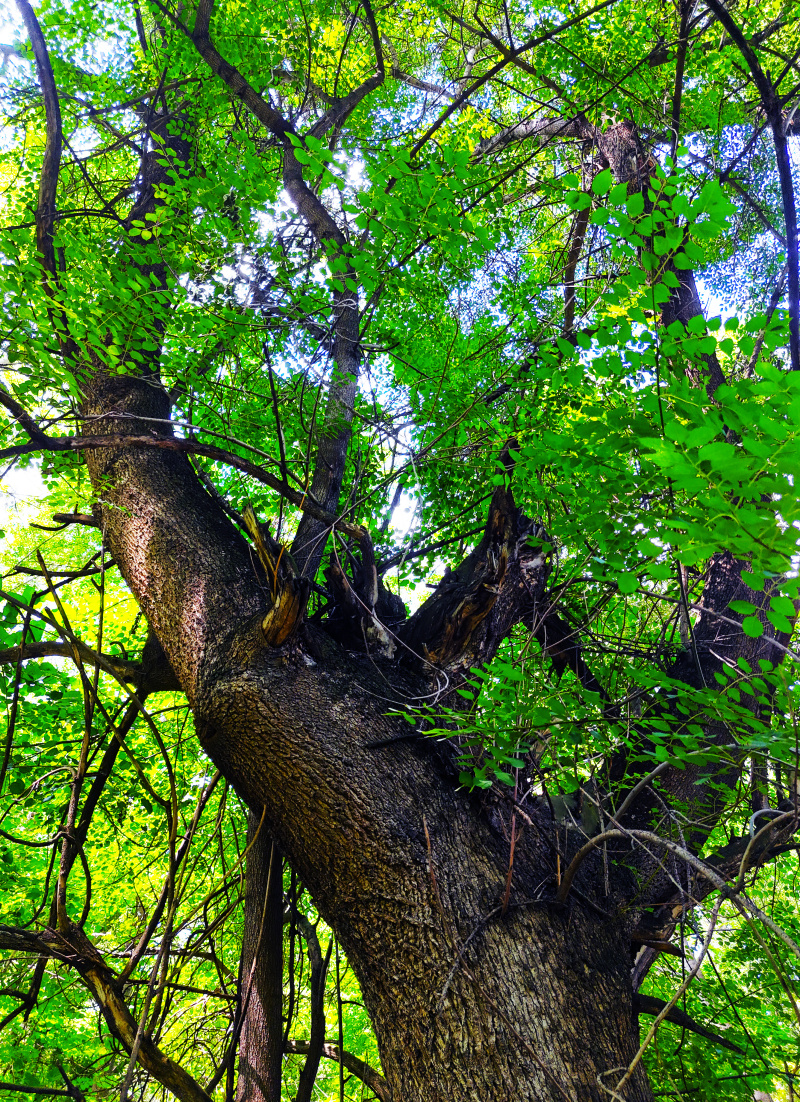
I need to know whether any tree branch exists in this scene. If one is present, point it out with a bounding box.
[15,0,62,283]
[704,0,799,371]
[0,407,369,541]
[0,924,213,1102]
[292,913,333,1102]
[285,1039,391,1101]
[397,465,551,690]
[633,993,746,1055]
[307,0,385,139]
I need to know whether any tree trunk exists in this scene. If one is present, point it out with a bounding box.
[76,371,658,1102]
[233,745,651,1102]
[235,814,284,1102]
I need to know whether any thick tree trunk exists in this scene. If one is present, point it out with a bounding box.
[231,737,651,1102]
[79,408,649,1098]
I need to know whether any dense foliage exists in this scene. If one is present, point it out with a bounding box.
[1,0,800,1097]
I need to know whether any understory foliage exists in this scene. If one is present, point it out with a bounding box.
[0,0,800,1097]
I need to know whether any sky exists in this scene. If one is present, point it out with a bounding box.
[0,463,46,531]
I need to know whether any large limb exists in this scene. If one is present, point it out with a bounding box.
[396,474,551,697]
[594,117,794,833]
[15,1,62,299]
[0,635,180,693]
[182,0,383,579]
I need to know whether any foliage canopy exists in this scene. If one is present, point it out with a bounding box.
[1,0,800,1097]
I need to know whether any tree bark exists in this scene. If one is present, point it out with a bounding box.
[235,815,285,1102]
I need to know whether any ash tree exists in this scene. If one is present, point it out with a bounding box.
[0,0,799,1099]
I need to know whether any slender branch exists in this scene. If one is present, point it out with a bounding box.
[704,0,800,371]
[293,914,333,1102]
[633,993,746,1055]
[557,828,800,964]
[0,1085,77,1100]
[615,896,723,1094]
[307,0,385,139]
[0,925,213,1102]
[562,204,591,336]
[0,407,368,540]
[669,0,694,161]
[0,385,52,445]
[157,0,366,577]
[285,1040,391,1102]
[410,0,621,160]
[15,0,62,283]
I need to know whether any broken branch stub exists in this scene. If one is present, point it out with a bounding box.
[397,482,551,687]
[243,504,309,647]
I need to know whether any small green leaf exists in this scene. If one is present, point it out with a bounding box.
[729,600,756,615]
[592,169,613,196]
[741,616,764,638]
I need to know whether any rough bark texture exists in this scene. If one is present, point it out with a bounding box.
[76,367,657,1099]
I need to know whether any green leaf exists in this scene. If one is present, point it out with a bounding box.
[741,617,765,638]
[592,169,613,196]
[729,600,757,615]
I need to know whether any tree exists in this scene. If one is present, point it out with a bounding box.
[0,0,799,1097]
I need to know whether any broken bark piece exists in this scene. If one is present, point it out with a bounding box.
[243,503,308,647]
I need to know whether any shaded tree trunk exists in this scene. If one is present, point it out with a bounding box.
[79,381,653,1098]
[228,701,652,1102]
[236,814,284,1102]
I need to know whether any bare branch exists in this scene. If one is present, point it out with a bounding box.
[633,993,746,1055]
[15,0,62,282]
[0,924,213,1102]
[0,401,368,540]
[285,1039,391,1101]
[0,639,180,693]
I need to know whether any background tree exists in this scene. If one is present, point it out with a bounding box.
[0,0,799,1099]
